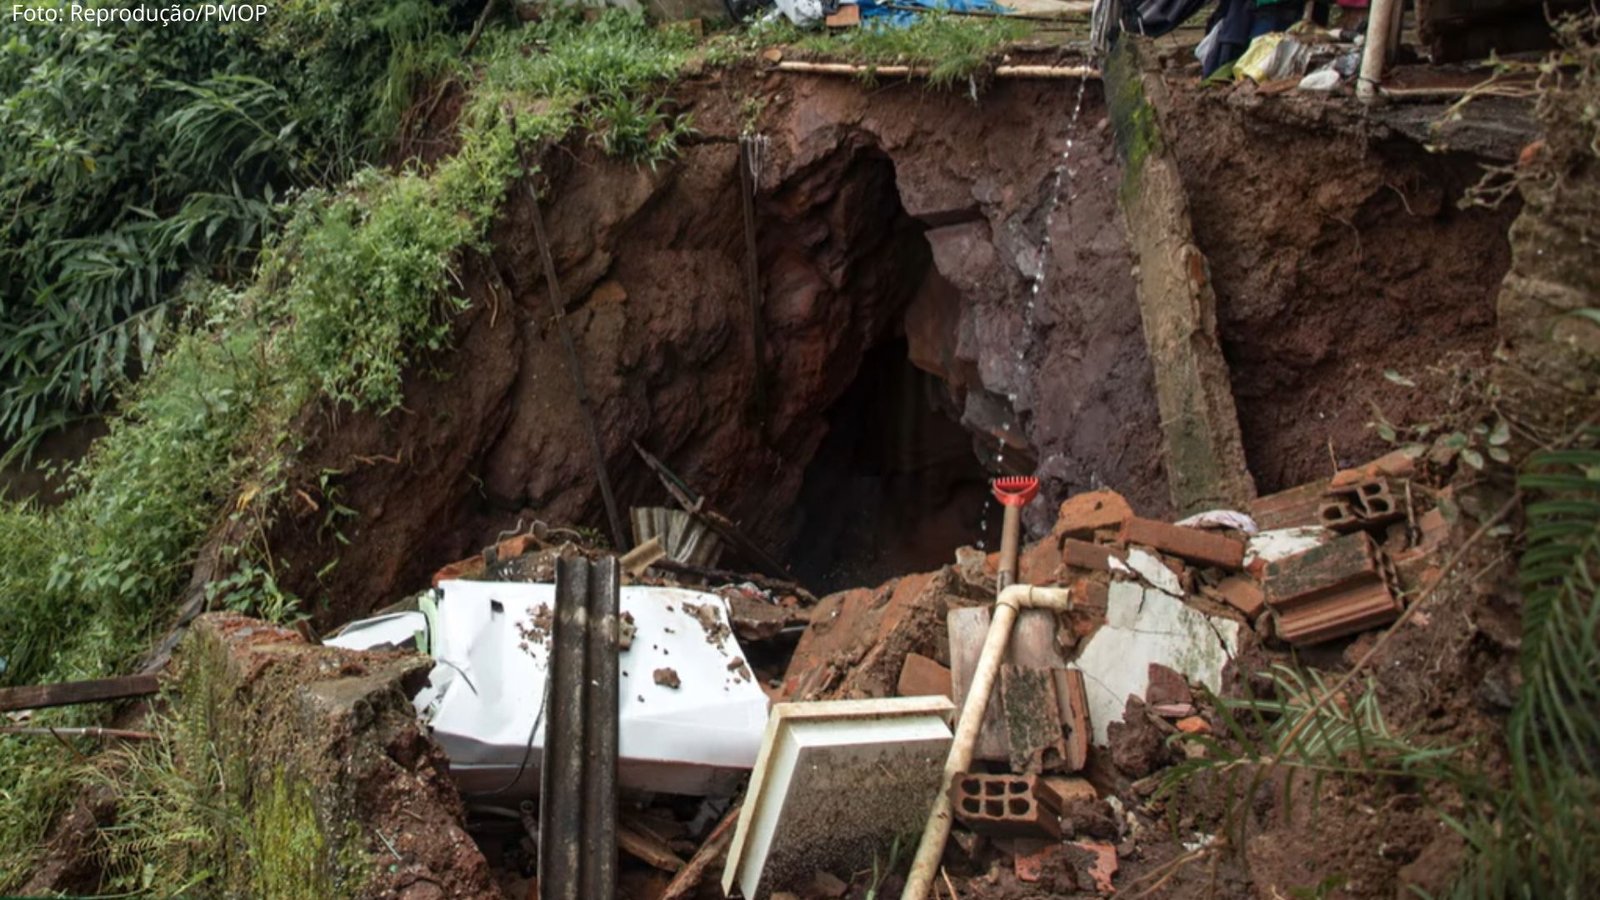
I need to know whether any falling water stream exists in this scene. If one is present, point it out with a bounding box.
[976,75,1091,550]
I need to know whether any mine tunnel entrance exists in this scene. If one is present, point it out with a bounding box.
[789,337,990,593]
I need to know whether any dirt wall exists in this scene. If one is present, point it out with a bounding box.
[269,72,1168,625]
[1158,86,1520,493]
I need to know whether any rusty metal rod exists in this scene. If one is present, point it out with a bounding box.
[525,183,629,551]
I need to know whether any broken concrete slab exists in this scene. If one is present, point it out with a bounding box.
[333,580,771,798]
[722,697,954,900]
[1123,547,1184,596]
[1071,585,1242,745]
[950,605,1072,762]
[1105,41,1256,516]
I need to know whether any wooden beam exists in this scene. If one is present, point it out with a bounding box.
[0,674,160,712]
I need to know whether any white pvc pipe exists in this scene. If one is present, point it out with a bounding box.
[901,584,1073,900]
[1357,0,1400,103]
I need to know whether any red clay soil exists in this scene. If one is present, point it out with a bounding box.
[1157,82,1519,494]
[267,70,1169,628]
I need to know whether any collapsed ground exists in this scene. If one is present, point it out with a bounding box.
[3,9,1596,900]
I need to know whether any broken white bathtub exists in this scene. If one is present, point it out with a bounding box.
[327,580,771,798]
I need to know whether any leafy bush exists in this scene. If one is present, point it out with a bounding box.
[1451,433,1600,897]
[0,1,459,450]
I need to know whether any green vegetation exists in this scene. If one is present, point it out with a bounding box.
[0,7,707,888]
[793,14,1032,86]
[1451,433,1600,896]
[0,0,461,448]
[93,635,361,897]
[1158,666,1469,840]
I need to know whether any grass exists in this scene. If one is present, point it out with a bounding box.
[92,635,359,898]
[793,14,1034,86]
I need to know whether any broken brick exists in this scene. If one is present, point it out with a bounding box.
[1119,517,1245,570]
[1073,842,1119,894]
[950,773,1062,840]
[1175,716,1211,734]
[1053,490,1133,539]
[1265,532,1402,645]
[1063,539,1125,573]
[1003,666,1068,773]
[1323,477,1403,530]
[1039,775,1098,808]
[896,653,953,700]
[1018,537,1064,585]
[1210,575,1266,618]
[1014,843,1065,884]
[1051,668,1090,772]
[1248,480,1333,530]
[1333,449,1419,486]
[1145,664,1192,708]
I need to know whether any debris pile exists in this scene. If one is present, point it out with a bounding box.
[3,444,1465,898]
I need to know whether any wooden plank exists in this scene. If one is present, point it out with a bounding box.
[618,821,686,873]
[660,805,739,900]
[0,674,160,712]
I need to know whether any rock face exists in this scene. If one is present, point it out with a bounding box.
[270,74,1170,625]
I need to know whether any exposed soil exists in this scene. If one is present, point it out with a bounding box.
[1158,80,1520,493]
[268,70,1170,629]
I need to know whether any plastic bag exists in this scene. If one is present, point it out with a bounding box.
[1235,32,1311,83]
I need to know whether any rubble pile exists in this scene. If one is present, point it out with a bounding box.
[58,444,1457,900]
[730,445,1456,895]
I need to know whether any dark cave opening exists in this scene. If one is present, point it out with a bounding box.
[789,337,991,594]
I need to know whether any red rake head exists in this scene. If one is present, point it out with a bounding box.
[992,476,1039,508]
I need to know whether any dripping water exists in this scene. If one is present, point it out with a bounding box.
[976,76,1091,550]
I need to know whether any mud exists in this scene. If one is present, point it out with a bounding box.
[1157,82,1519,493]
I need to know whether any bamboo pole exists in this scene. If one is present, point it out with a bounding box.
[773,61,1100,79]
[900,584,1073,900]
[0,726,156,741]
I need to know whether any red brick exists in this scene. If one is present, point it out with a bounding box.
[1073,841,1119,894]
[897,653,952,700]
[1145,663,1192,707]
[1051,668,1090,772]
[1053,490,1133,539]
[1015,844,1065,883]
[1063,539,1124,573]
[1118,517,1245,570]
[950,773,1061,840]
[1248,480,1332,530]
[1039,775,1098,807]
[1264,533,1402,645]
[1211,575,1266,618]
[1018,538,1064,585]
